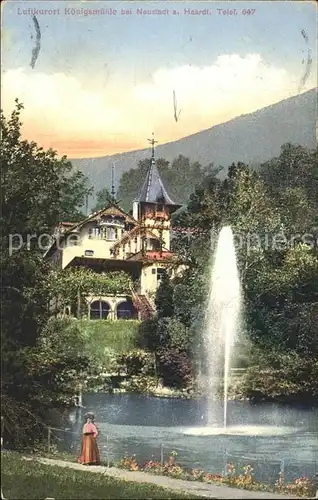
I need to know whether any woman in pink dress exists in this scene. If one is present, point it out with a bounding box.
[78,412,100,465]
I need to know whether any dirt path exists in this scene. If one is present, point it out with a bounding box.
[30,457,298,499]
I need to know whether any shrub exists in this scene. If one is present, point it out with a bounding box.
[241,349,318,402]
[157,348,192,388]
[117,455,139,471]
[119,349,155,377]
[120,375,158,393]
[138,317,191,352]
[116,455,315,496]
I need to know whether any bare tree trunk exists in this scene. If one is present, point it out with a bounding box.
[77,289,81,319]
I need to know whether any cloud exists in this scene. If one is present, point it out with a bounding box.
[1,53,315,157]
[133,53,314,131]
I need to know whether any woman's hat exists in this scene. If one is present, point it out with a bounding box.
[84,412,95,420]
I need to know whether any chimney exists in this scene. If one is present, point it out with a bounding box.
[132,200,139,220]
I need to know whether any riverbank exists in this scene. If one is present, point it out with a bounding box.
[88,373,249,400]
[87,383,318,405]
[1,452,301,499]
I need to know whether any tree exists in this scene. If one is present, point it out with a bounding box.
[259,143,318,232]
[137,316,192,388]
[1,100,93,243]
[169,147,317,400]
[0,101,93,446]
[244,243,318,353]
[157,348,192,388]
[155,272,174,318]
[92,186,112,213]
[25,318,89,408]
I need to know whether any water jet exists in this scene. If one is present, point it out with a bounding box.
[202,226,241,428]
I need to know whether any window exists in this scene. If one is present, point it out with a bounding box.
[89,225,117,240]
[90,300,110,320]
[85,250,94,257]
[66,234,79,246]
[157,268,166,282]
[91,227,100,238]
[151,239,161,251]
[116,300,137,320]
[106,227,116,240]
[156,196,165,211]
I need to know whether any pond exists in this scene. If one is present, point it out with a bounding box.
[61,393,318,485]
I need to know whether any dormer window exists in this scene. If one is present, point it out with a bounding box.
[88,224,117,240]
[91,226,99,238]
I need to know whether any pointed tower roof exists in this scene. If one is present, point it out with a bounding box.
[136,133,180,206]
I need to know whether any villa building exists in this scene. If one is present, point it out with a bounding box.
[45,137,182,321]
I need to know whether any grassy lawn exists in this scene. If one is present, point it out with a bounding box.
[76,319,140,354]
[1,452,193,499]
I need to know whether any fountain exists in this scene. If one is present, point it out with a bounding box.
[203,226,242,428]
[184,227,298,437]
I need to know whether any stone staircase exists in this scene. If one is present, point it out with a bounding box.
[131,289,156,321]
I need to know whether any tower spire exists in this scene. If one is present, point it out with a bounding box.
[135,134,181,207]
[111,164,116,202]
[147,132,158,162]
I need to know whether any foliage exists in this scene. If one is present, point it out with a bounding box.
[0,102,92,447]
[157,348,192,388]
[45,267,133,316]
[260,143,318,229]
[116,453,315,497]
[68,320,142,391]
[164,144,318,396]
[155,272,174,318]
[25,318,89,407]
[139,317,191,352]
[241,349,318,402]
[244,243,318,354]
[120,375,159,394]
[118,349,155,377]
[92,186,113,213]
[172,267,208,329]
[117,455,140,471]
[137,316,193,388]
[1,318,89,447]
[1,100,92,239]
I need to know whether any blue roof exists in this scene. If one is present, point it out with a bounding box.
[136,159,180,206]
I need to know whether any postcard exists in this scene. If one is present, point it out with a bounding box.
[1,2,317,498]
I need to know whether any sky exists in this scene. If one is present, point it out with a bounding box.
[1,0,317,158]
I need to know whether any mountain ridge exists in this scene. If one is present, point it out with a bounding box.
[71,88,317,198]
